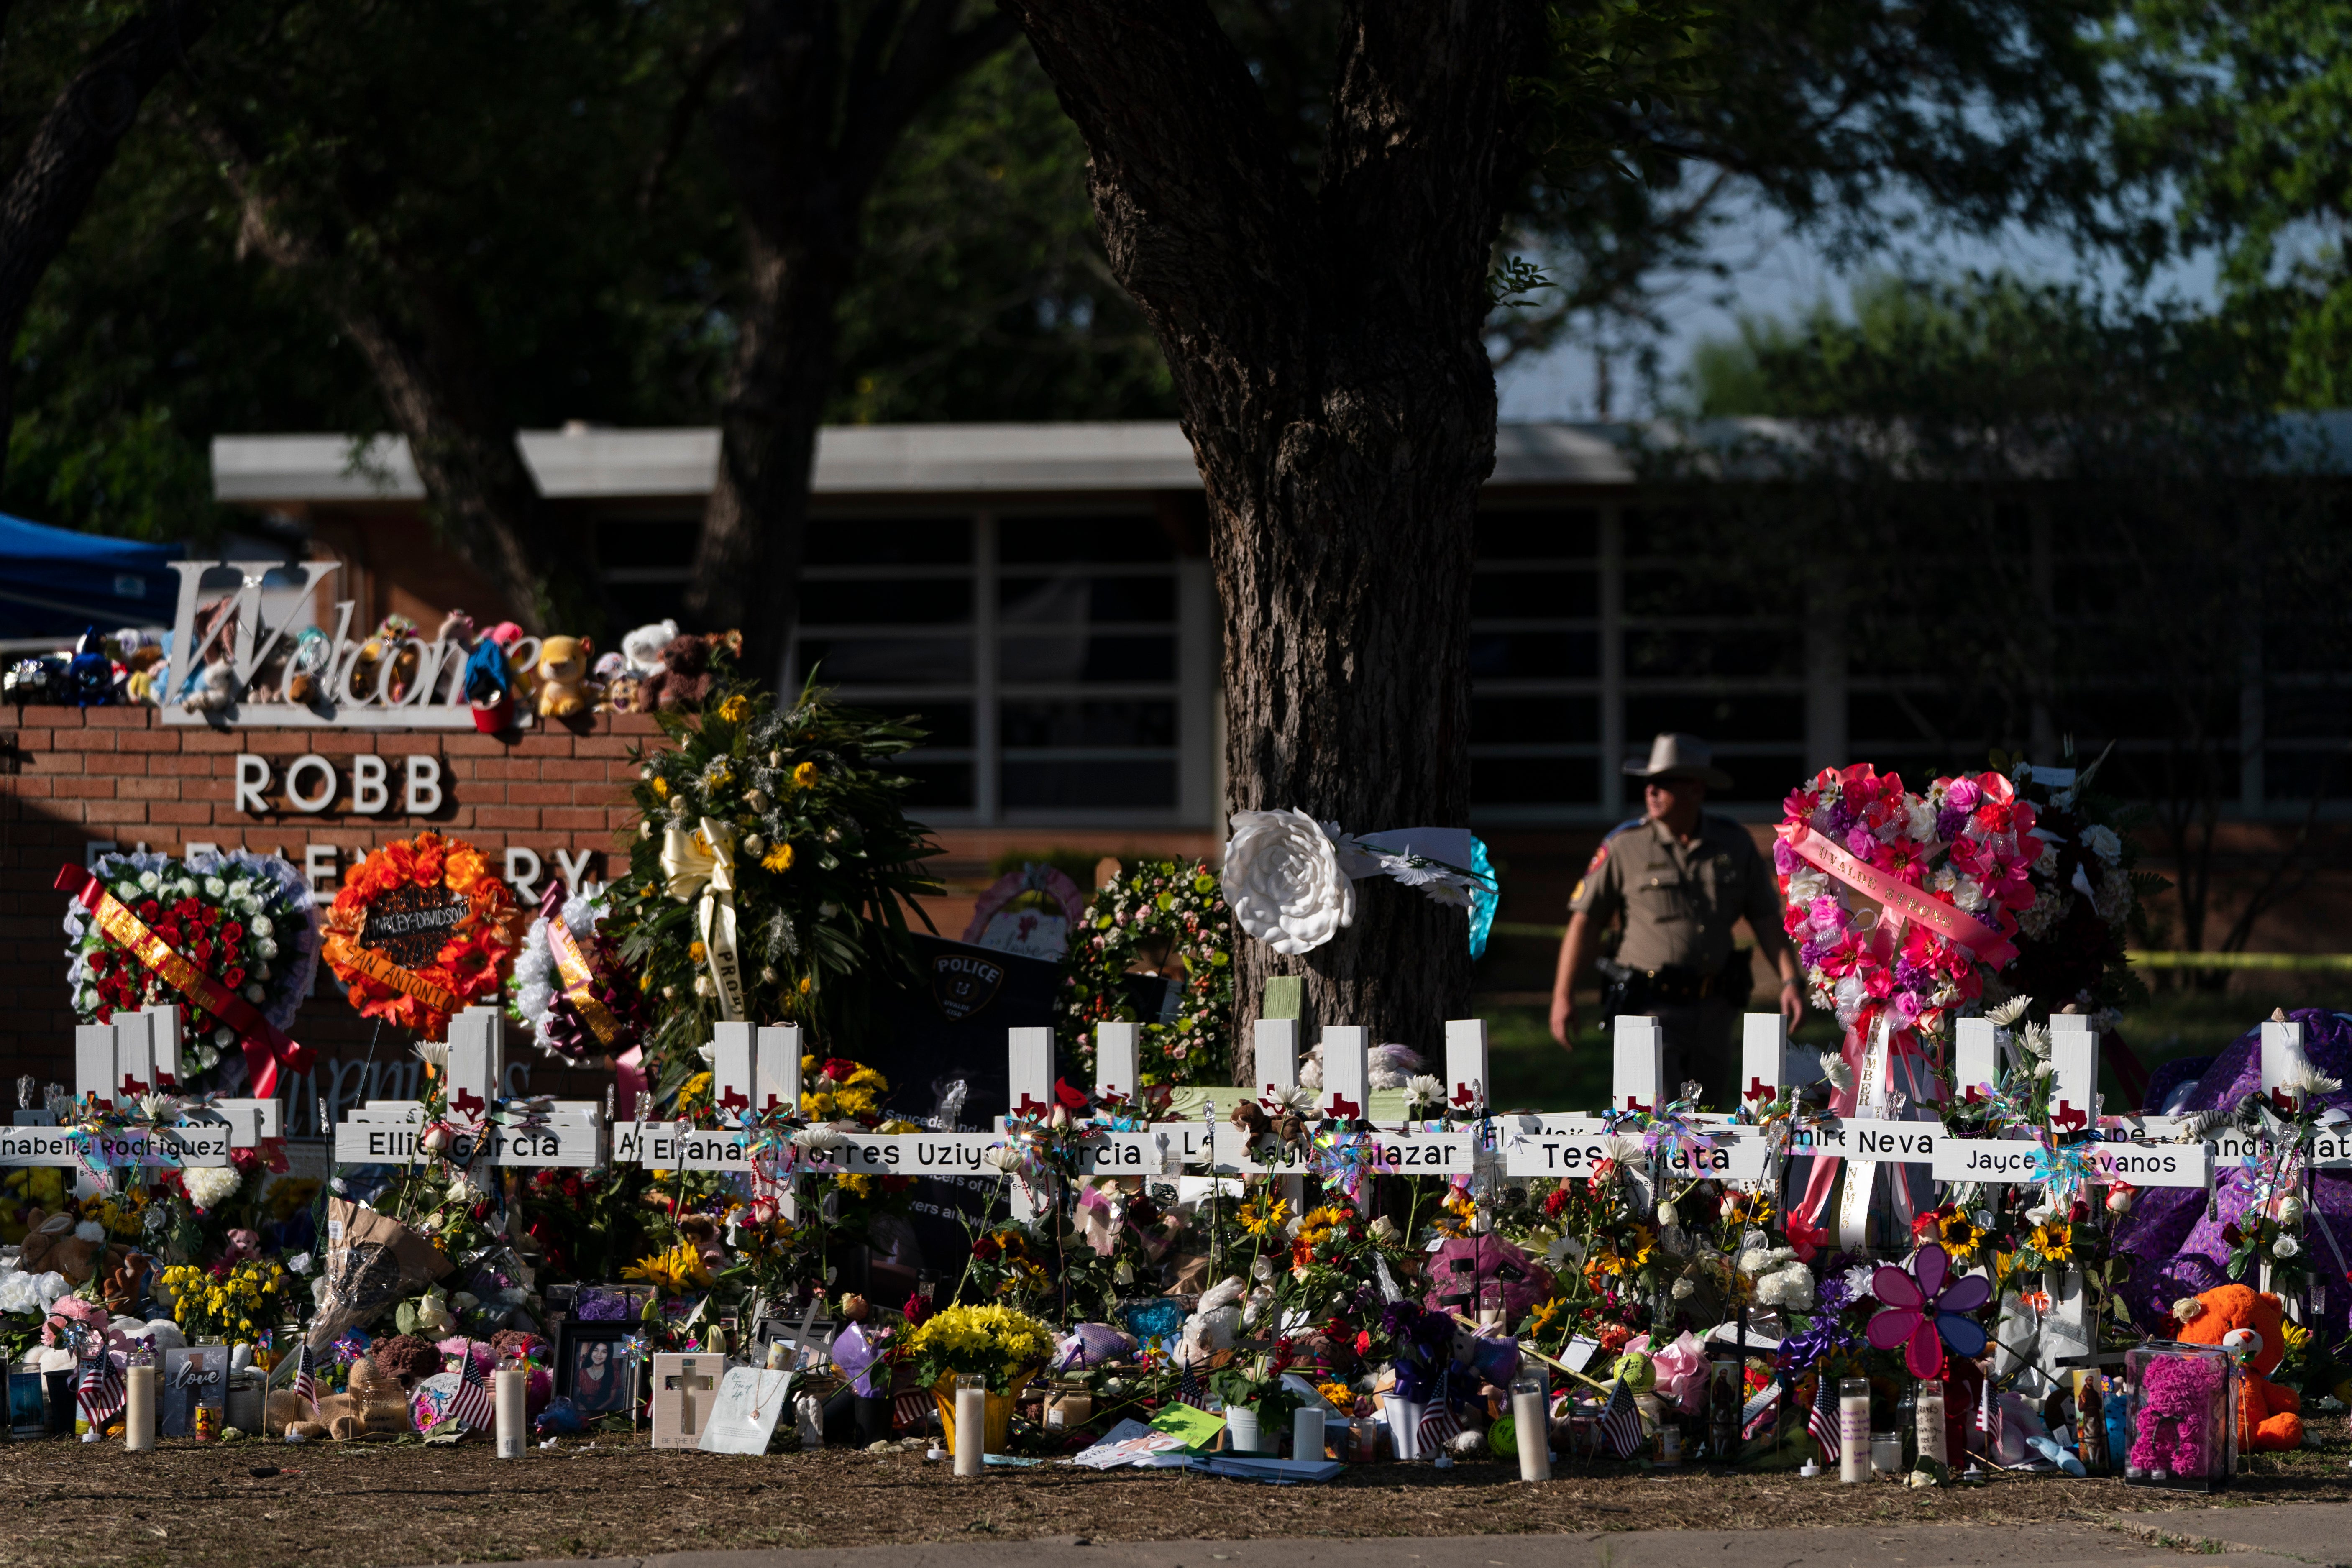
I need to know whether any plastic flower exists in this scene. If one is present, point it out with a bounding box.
[1222,808,1354,955]
[1866,1242,1991,1378]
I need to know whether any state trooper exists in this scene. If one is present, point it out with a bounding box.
[1548,732,1803,1108]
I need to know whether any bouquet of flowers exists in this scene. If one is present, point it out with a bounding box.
[64,849,320,1081]
[900,1301,1055,1393]
[1776,765,2041,1046]
[1055,858,1235,1086]
[508,881,646,1063]
[158,1257,293,1342]
[602,677,944,1112]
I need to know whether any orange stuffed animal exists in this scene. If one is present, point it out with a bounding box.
[2173,1283,2302,1450]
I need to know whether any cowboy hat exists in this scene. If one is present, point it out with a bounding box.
[1623,732,1734,790]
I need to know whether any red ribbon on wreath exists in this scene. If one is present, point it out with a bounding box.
[55,863,315,1098]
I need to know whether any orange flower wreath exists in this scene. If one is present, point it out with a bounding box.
[322,831,524,1039]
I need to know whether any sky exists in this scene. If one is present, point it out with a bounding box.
[1494,192,2224,423]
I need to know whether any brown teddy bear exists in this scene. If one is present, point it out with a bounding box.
[267,1353,413,1441]
[634,630,741,713]
[2174,1282,2303,1450]
[20,1209,115,1286]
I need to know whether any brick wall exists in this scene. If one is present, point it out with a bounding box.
[0,705,663,1109]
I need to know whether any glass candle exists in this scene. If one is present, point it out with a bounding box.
[1838,1378,1871,1484]
[123,1347,155,1453]
[494,1352,528,1460]
[1293,1405,1326,1463]
[1915,1379,1947,1468]
[953,1373,986,1477]
[1511,1370,1551,1483]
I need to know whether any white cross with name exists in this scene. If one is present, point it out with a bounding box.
[333,1007,604,1167]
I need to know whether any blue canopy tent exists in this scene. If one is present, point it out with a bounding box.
[0,514,183,641]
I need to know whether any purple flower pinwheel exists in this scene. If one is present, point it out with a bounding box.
[1865,1242,1991,1378]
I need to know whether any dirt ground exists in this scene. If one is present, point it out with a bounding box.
[6,1431,2349,1568]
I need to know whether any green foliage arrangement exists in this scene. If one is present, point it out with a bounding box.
[604,676,943,1110]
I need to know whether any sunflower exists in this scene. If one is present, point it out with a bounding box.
[1240,1193,1290,1238]
[1624,1223,1657,1268]
[2030,1221,2073,1262]
[1938,1209,1985,1264]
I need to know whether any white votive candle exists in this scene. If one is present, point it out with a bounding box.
[124,1363,155,1453]
[954,1376,986,1477]
[1838,1378,1870,1484]
[495,1364,527,1459]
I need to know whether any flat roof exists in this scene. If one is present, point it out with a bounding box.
[211,420,1646,503]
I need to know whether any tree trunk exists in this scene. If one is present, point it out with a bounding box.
[0,0,218,493]
[198,122,588,633]
[1005,0,1540,1068]
[685,0,1017,682]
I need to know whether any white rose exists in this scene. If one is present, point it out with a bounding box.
[1221,808,1356,955]
[203,876,225,898]
[2081,824,2122,865]
[34,1271,69,1307]
[251,916,273,938]
[2274,1235,2302,1258]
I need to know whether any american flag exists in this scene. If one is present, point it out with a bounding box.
[1175,1360,1211,1411]
[291,1340,317,1407]
[893,1389,930,1433]
[1807,1374,1840,1464]
[78,1353,125,1431]
[1417,1401,1464,1453]
[1595,1378,1643,1460]
[445,1348,495,1432]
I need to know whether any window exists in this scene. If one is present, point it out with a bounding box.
[790,511,1212,825]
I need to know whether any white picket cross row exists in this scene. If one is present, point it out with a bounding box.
[1740,1013,1787,1113]
[1444,1017,1488,1116]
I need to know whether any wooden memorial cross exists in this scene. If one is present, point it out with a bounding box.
[337,1007,604,1167]
[1,1008,239,1184]
[612,1022,799,1176]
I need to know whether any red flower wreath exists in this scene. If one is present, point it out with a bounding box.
[322,831,523,1039]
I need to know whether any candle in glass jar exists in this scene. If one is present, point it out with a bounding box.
[1293,1406,1325,1463]
[1914,1379,1946,1467]
[124,1359,155,1453]
[1838,1378,1871,1484]
[953,1374,986,1477]
[1510,1372,1550,1482]
[495,1362,527,1459]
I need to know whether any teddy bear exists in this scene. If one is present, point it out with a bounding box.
[2173,1282,2303,1450]
[621,619,678,676]
[20,1209,113,1286]
[534,635,595,719]
[268,1352,413,1441]
[634,630,740,713]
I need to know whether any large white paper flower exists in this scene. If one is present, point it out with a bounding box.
[1222,808,1356,954]
[183,1165,243,1212]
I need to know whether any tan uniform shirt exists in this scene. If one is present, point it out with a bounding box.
[1568,814,1780,975]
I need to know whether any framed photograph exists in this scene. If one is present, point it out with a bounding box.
[9,1369,46,1438]
[754,1316,836,1373]
[555,1320,637,1416]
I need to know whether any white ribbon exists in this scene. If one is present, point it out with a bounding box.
[661,815,746,1022]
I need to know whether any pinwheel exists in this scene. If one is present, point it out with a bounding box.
[1866,1241,1991,1378]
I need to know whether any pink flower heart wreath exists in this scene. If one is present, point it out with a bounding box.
[1774,765,2040,1053]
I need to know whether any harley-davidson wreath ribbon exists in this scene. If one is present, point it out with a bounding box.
[337,943,465,1021]
[54,864,316,1098]
[661,815,746,1022]
[545,907,623,1047]
[1781,826,2019,966]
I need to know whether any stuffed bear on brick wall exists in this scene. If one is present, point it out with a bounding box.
[2174,1282,2303,1450]
[635,630,741,713]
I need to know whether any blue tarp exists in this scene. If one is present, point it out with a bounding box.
[0,514,182,639]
